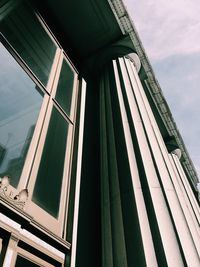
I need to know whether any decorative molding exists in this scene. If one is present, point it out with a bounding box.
[0,176,28,209]
[125,53,141,72]
[171,148,182,160]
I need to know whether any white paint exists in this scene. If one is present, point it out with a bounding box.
[0,213,21,231]
[70,79,86,267]
[20,229,64,259]
[0,213,64,260]
[2,248,14,267]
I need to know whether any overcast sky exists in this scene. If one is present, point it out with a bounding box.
[124,0,200,180]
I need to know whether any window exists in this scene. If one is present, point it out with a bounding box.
[0,226,64,267]
[0,2,78,238]
[0,42,43,188]
[55,59,75,116]
[13,248,55,267]
[0,3,56,86]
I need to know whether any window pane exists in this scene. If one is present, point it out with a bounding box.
[0,3,56,85]
[0,43,43,188]
[15,255,40,267]
[32,107,69,218]
[55,59,75,115]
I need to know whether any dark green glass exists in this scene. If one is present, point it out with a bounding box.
[55,59,75,115]
[0,43,43,188]
[32,107,69,218]
[15,255,40,267]
[0,3,56,85]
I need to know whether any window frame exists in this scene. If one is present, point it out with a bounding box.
[0,3,79,238]
[26,52,79,236]
[11,247,55,267]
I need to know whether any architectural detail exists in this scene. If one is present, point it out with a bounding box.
[0,0,199,266]
[108,0,199,187]
[0,176,28,209]
[125,53,141,72]
[171,148,182,160]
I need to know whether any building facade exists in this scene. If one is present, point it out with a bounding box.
[0,0,199,266]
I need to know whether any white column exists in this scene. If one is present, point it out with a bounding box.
[172,152,200,224]
[127,58,200,235]
[70,80,86,267]
[169,152,200,241]
[113,60,158,267]
[171,151,200,230]
[118,57,184,266]
[125,58,200,266]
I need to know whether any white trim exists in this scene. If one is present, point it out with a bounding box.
[20,229,65,260]
[0,212,64,263]
[70,79,86,267]
[2,247,14,267]
[15,247,54,267]
[0,213,21,231]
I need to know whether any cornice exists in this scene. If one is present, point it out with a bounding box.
[108,0,199,190]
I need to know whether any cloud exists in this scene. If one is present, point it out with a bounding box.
[124,0,200,61]
[153,53,200,176]
[124,1,200,180]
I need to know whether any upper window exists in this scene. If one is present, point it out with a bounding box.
[55,59,75,116]
[0,3,56,86]
[0,2,78,239]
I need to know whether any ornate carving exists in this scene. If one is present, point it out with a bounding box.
[0,176,28,209]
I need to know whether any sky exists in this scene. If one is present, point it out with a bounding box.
[124,0,200,181]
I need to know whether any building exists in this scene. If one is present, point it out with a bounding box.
[0,0,200,266]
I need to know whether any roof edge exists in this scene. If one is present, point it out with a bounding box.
[108,0,199,190]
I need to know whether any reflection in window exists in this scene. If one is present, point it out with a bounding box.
[32,107,69,218]
[0,3,56,86]
[55,59,75,115]
[0,42,43,188]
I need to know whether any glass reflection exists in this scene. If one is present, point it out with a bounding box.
[32,107,68,218]
[0,42,43,188]
[0,3,56,86]
[55,59,74,115]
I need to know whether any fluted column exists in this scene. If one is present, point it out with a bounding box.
[112,60,158,267]
[124,57,200,266]
[117,57,184,266]
[171,150,200,224]
[99,54,200,266]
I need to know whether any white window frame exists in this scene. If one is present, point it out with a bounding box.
[26,52,79,236]
[0,3,79,238]
[10,247,55,267]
